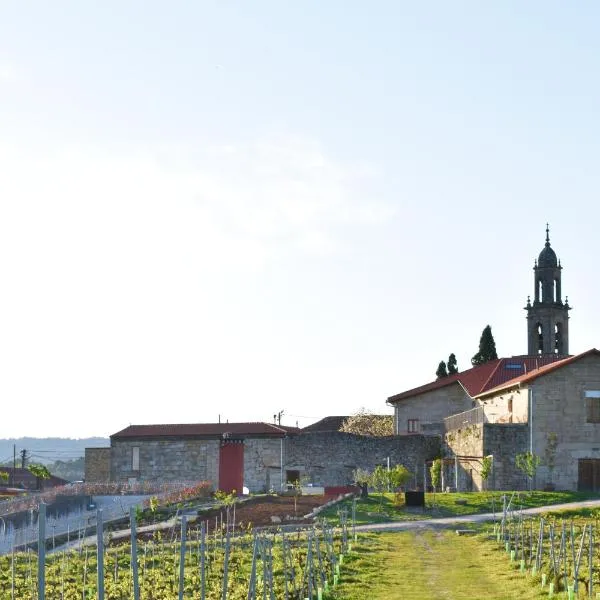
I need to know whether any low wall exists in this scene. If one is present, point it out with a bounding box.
[84,448,111,483]
[285,432,440,489]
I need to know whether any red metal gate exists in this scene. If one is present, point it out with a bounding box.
[218,440,244,493]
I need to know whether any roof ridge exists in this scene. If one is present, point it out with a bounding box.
[476,348,600,397]
[477,358,505,394]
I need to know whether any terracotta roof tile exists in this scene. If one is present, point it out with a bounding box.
[387,360,501,403]
[476,349,600,398]
[387,354,569,404]
[111,422,293,439]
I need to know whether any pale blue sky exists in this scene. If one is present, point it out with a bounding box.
[1,2,599,436]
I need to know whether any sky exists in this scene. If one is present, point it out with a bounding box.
[1,2,600,437]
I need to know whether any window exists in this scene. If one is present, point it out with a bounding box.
[132,446,140,471]
[407,419,420,433]
[586,392,600,424]
[555,323,563,354]
[286,470,300,484]
[536,323,544,354]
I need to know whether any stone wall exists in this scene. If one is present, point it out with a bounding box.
[84,447,111,483]
[479,389,528,424]
[285,432,441,489]
[444,423,484,491]
[529,353,600,491]
[244,438,283,492]
[393,382,472,435]
[444,423,528,491]
[107,432,441,493]
[110,439,219,485]
[483,424,528,490]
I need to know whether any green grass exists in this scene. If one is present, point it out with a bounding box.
[321,490,599,526]
[331,530,546,599]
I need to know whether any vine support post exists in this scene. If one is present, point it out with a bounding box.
[130,507,140,600]
[37,503,46,600]
[178,515,187,600]
[97,508,105,600]
[200,521,206,600]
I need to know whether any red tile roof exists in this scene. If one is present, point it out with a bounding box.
[0,468,68,490]
[111,422,293,439]
[475,349,600,398]
[387,354,567,404]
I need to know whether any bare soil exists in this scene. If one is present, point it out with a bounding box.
[197,495,330,528]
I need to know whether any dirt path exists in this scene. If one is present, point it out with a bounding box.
[333,530,546,599]
[354,497,600,533]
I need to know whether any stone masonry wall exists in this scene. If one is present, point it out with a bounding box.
[110,439,219,486]
[445,423,484,491]
[483,424,529,491]
[285,432,441,489]
[84,447,111,483]
[393,382,472,435]
[244,438,283,492]
[444,423,528,491]
[529,353,600,491]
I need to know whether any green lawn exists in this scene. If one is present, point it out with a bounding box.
[321,490,599,526]
[330,530,546,599]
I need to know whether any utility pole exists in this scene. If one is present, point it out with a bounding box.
[11,444,15,486]
[276,410,284,426]
[20,449,28,470]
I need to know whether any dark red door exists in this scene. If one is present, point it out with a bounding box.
[219,440,244,493]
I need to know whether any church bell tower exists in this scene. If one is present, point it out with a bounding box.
[525,225,571,355]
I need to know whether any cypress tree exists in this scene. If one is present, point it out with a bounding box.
[447,353,458,374]
[471,325,498,366]
[436,360,448,379]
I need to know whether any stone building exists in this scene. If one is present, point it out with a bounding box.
[387,356,562,436]
[387,226,600,492]
[86,420,440,493]
[86,422,292,493]
[471,349,600,492]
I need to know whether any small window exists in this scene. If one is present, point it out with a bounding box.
[407,419,420,433]
[132,446,140,471]
[586,392,600,424]
[286,470,300,484]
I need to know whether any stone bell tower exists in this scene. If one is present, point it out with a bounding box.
[525,225,571,355]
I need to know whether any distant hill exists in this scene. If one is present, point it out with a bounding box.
[0,437,109,466]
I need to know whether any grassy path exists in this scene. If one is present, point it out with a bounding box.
[332,530,545,599]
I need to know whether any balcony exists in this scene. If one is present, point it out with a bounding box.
[444,406,485,432]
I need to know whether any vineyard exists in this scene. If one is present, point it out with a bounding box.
[0,501,356,599]
[490,495,600,598]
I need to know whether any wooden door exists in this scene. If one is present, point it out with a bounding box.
[578,459,600,491]
[218,440,244,494]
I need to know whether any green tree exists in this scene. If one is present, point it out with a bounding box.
[543,432,558,487]
[515,452,541,491]
[27,463,51,490]
[388,464,412,490]
[352,468,371,498]
[369,465,390,510]
[447,353,458,375]
[0,471,8,484]
[436,361,448,379]
[471,325,498,366]
[340,410,394,436]
[214,489,238,529]
[430,459,442,493]
[481,456,493,491]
